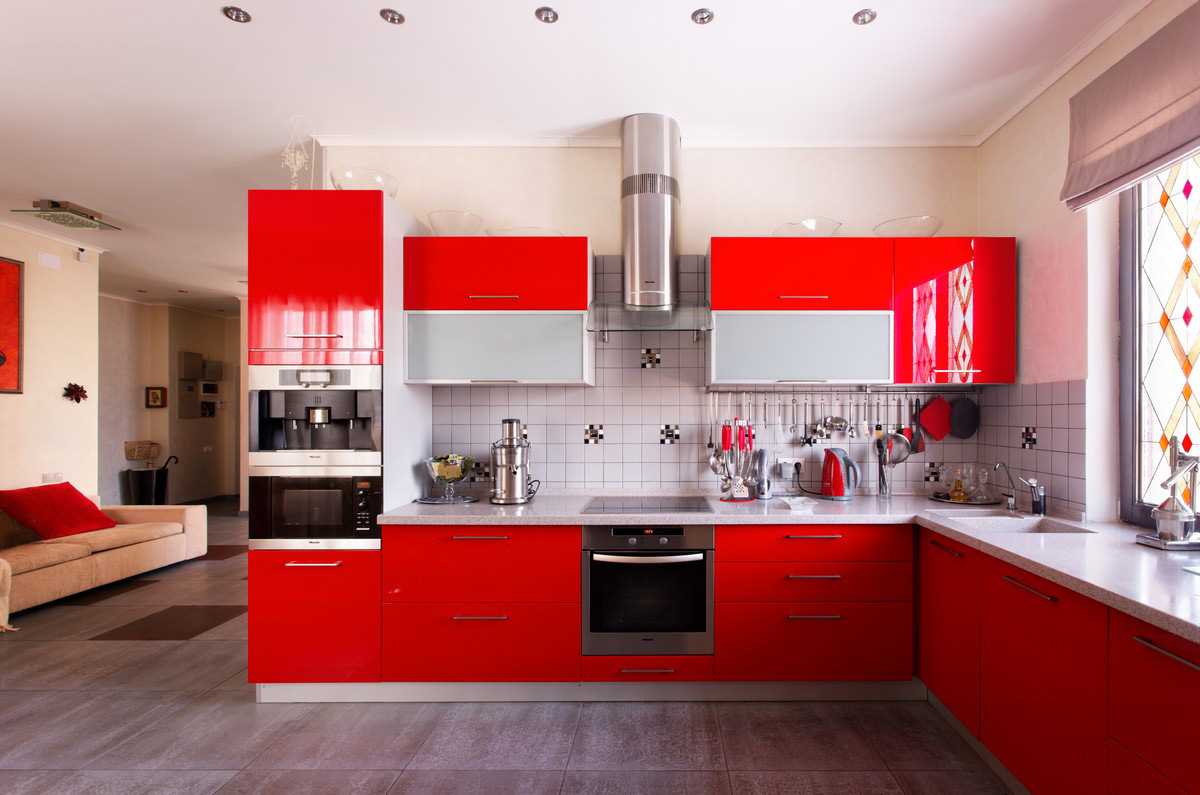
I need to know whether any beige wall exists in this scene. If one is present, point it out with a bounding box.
[325,145,981,252]
[978,0,1195,383]
[0,226,99,493]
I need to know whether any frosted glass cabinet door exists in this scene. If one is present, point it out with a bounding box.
[710,311,893,384]
[405,312,592,384]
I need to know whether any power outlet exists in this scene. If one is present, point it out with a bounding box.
[41,472,63,483]
[776,458,803,479]
[201,445,214,454]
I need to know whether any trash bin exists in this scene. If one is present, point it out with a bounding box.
[119,455,177,505]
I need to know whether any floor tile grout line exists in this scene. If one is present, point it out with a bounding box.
[712,700,731,772]
[561,700,585,779]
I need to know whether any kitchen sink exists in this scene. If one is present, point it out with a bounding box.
[926,508,1015,518]
[967,516,1096,534]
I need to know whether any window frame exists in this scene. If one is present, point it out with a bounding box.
[1119,187,1153,527]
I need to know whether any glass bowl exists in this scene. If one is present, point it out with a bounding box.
[428,210,484,236]
[416,455,478,504]
[329,167,399,197]
[773,217,843,236]
[873,215,943,237]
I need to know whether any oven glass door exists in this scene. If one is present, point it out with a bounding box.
[251,476,373,540]
[585,550,712,654]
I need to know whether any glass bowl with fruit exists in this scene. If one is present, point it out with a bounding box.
[417,454,478,504]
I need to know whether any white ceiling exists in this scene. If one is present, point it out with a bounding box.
[1,0,1149,310]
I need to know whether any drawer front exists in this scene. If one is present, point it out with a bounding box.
[715,602,913,681]
[403,236,589,310]
[382,526,580,603]
[1107,740,1186,795]
[382,603,580,681]
[581,655,714,681]
[716,561,912,602]
[1109,610,1200,793]
[710,237,893,310]
[717,525,913,563]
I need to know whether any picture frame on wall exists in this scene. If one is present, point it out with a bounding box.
[0,257,23,394]
[145,386,167,408]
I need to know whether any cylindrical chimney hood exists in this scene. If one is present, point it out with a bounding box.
[621,114,680,310]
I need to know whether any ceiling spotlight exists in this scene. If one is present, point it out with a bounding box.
[221,6,251,23]
[852,8,877,25]
[691,8,714,25]
[379,8,405,24]
[534,6,558,23]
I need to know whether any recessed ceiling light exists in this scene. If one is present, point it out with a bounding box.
[379,8,405,24]
[534,6,558,23]
[691,8,715,25]
[852,8,877,25]
[221,6,251,23]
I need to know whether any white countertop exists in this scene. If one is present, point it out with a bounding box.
[379,495,1200,643]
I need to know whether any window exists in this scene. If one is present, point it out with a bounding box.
[1122,155,1200,524]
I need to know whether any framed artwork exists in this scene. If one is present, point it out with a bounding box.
[0,257,22,394]
[145,386,167,408]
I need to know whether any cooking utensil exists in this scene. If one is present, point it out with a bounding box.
[919,395,951,441]
[911,398,926,452]
[949,396,980,439]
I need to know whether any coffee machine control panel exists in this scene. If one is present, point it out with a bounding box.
[353,480,377,532]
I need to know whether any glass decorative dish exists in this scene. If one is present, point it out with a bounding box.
[417,455,478,504]
[329,167,399,197]
[428,210,484,236]
[773,217,843,236]
[873,215,943,237]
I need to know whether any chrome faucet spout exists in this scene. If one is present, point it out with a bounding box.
[993,462,1017,511]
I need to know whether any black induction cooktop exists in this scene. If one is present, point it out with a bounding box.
[580,496,713,514]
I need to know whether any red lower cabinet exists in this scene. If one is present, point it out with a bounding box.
[1107,739,1186,795]
[979,558,1107,795]
[717,561,912,602]
[248,550,381,683]
[382,603,580,681]
[581,655,714,681]
[1108,610,1200,794]
[715,602,913,681]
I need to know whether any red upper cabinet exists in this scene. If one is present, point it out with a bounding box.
[404,236,590,310]
[248,190,384,365]
[709,238,893,311]
[893,237,1016,384]
[918,529,982,736]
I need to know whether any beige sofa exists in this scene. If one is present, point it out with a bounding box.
[1,504,207,615]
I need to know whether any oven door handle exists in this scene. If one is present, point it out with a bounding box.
[591,553,705,564]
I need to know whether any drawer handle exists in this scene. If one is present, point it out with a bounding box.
[786,574,842,580]
[593,553,705,565]
[928,539,964,559]
[468,295,520,300]
[1133,635,1200,673]
[618,668,676,674]
[775,379,830,384]
[784,534,843,540]
[468,380,521,384]
[787,614,843,621]
[778,295,829,300]
[451,535,512,541]
[284,561,343,568]
[285,333,344,339]
[1001,575,1057,603]
[933,368,982,374]
[452,615,510,621]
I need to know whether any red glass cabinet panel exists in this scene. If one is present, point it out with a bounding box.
[716,524,912,563]
[403,236,589,310]
[248,550,381,682]
[917,529,982,736]
[893,237,1016,384]
[1108,610,1200,793]
[709,237,894,310]
[979,556,1106,795]
[1107,739,1187,795]
[248,190,384,365]
[581,655,714,682]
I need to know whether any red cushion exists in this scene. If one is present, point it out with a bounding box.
[0,483,116,540]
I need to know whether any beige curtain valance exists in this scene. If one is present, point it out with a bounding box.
[1061,1,1200,210]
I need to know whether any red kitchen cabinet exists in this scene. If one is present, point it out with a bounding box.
[248,550,381,682]
[917,529,982,736]
[715,602,913,681]
[248,190,384,365]
[716,561,912,603]
[581,655,714,682]
[382,525,580,603]
[403,236,590,310]
[1108,610,1200,793]
[893,237,1016,384]
[382,602,580,681]
[1107,739,1187,795]
[709,237,893,311]
[979,557,1107,795]
[717,525,912,563]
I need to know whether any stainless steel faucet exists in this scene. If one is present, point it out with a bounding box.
[993,462,1017,512]
[1151,436,1199,540]
[1018,476,1047,516]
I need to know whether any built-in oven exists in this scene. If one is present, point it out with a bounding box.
[582,525,714,656]
[248,474,382,550]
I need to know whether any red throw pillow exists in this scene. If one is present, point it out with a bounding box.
[0,483,116,539]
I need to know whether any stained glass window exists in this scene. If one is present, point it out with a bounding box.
[1137,155,1200,507]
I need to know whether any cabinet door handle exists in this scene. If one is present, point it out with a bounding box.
[284,561,343,568]
[928,539,964,559]
[593,553,705,565]
[778,295,829,300]
[619,668,676,674]
[786,574,842,580]
[787,614,843,621]
[933,368,982,374]
[451,535,511,541]
[784,534,843,540]
[452,615,510,621]
[1001,575,1057,603]
[468,295,520,300]
[285,333,344,339]
[1133,635,1200,673]
[776,379,830,384]
[469,380,520,384]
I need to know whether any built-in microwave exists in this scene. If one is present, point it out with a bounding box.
[248,473,382,550]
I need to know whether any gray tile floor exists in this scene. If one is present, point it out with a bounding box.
[0,498,1011,794]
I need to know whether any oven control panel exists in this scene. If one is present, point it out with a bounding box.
[353,480,377,533]
[585,525,714,551]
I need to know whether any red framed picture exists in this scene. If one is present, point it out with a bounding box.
[0,257,22,394]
